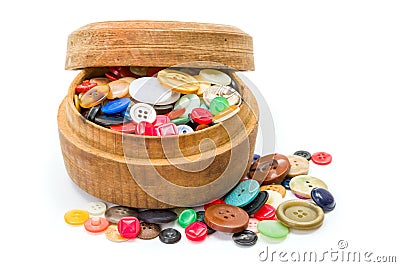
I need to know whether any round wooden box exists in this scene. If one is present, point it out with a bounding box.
[58,21,259,208]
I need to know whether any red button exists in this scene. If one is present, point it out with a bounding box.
[75,80,97,93]
[110,122,137,133]
[136,121,157,136]
[204,199,225,210]
[147,67,164,77]
[185,222,208,242]
[84,217,110,233]
[190,108,213,125]
[254,204,276,221]
[117,217,140,239]
[153,115,171,128]
[105,72,118,81]
[311,152,332,165]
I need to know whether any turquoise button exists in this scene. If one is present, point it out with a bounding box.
[224,180,260,207]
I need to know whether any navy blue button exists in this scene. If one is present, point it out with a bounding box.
[224,180,260,207]
[242,190,269,215]
[101,98,131,114]
[281,177,292,190]
[94,114,125,127]
[85,105,101,122]
[311,188,336,211]
[252,154,260,163]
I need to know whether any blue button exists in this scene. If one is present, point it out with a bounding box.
[311,188,336,211]
[252,154,260,163]
[177,125,194,134]
[281,177,292,190]
[101,98,131,114]
[224,180,260,207]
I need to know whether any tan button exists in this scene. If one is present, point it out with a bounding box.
[265,190,283,208]
[289,175,328,199]
[157,69,200,94]
[276,200,324,230]
[287,155,309,177]
[250,154,290,184]
[260,184,286,198]
[105,225,128,242]
[204,204,249,233]
[138,222,161,240]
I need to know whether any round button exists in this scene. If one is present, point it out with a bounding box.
[105,206,139,224]
[257,220,289,239]
[138,209,178,224]
[90,77,111,85]
[232,230,258,246]
[152,115,171,128]
[199,69,232,86]
[129,77,177,105]
[107,79,130,99]
[130,66,147,76]
[254,204,276,221]
[84,217,110,233]
[253,154,260,162]
[159,228,182,244]
[311,152,332,165]
[281,177,292,190]
[153,104,174,115]
[129,103,157,124]
[136,121,157,136]
[94,114,125,127]
[195,124,210,131]
[311,188,336,211]
[294,150,312,161]
[195,211,216,235]
[64,209,90,226]
[86,201,107,216]
[204,204,249,233]
[204,199,225,210]
[85,105,101,122]
[249,154,290,184]
[203,85,242,107]
[260,184,286,198]
[242,191,269,215]
[138,222,161,240]
[224,180,260,207]
[209,96,230,115]
[80,85,110,109]
[287,155,310,177]
[105,225,128,242]
[289,175,328,199]
[178,209,197,228]
[265,190,283,208]
[117,216,140,239]
[185,222,208,242]
[212,105,240,123]
[177,125,194,134]
[157,69,200,94]
[276,199,325,230]
[190,108,213,124]
[246,218,259,234]
[101,98,130,114]
[174,94,201,118]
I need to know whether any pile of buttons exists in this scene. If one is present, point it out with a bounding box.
[64,150,335,246]
[73,66,242,135]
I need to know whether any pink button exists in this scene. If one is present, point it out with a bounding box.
[117,217,140,239]
[185,222,208,242]
[153,115,171,128]
[136,121,157,136]
[156,123,178,136]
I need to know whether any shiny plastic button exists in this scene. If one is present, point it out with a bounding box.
[185,222,208,242]
[171,117,190,125]
[94,114,125,127]
[232,230,258,246]
[138,222,161,240]
[204,204,249,233]
[174,94,200,118]
[195,124,209,131]
[117,217,140,239]
[276,200,325,230]
[177,125,194,134]
[289,175,328,199]
[153,115,170,128]
[260,184,286,198]
[64,209,90,226]
[90,77,111,85]
[101,98,130,114]
[287,155,310,177]
[224,180,260,207]
[311,152,332,165]
[199,69,232,86]
[84,217,110,233]
[265,190,283,208]
[190,108,213,124]
[254,204,276,221]
[85,105,101,122]
[107,79,130,99]
[75,80,98,93]
[110,122,137,133]
[281,177,292,190]
[129,77,175,104]
[194,75,212,96]
[212,105,240,123]
[86,201,107,216]
[204,199,225,210]
[157,69,200,94]
[294,150,312,161]
[80,85,110,108]
[167,108,186,120]
[242,190,269,215]
[249,154,290,184]
[209,96,230,115]
[159,228,182,244]
[156,122,178,136]
[105,206,139,224]
[136,121,157,136]
[138,209,178,224]
[257,220,289,239]
[246,218,259,234]
[105,225,128,242]
[195,211,216,235]
[178,209,197,228]
[129,103,157,123]
[311,188,336,211]
[203,85,242,107]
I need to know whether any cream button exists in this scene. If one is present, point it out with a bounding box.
[289,175,328,199]
[287,155,310,177]
[129,103,157,124]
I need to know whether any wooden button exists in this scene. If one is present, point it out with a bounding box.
[249,154,290,184]
[287,155,309,177]
[276,200,324,230]
[289,175,328,199]
[138,222,161,240]
[204,204,249,233]
[105,225,128,242]
[260,184,286,198]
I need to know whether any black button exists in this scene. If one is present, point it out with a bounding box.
[196,210,216,235]
[294,150,311,161]
[232,230,258,246]
[159,228,181,244]
[281,177,292,190]
[138,209,177,224]
[242,191,269,215]
[85,105,101,122]
[94,114,126,126]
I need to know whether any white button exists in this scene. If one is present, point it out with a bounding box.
[129,77,180,105]
[265,190,283,209]
[173,94,200,118]
[87,201,107,216]
[129,103,157,123]
[177,125,194,134]
[199,69,232,86]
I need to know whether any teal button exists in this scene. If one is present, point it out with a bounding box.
[224,180,260,207]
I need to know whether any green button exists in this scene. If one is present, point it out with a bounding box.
[209,96,229,115]
[178,209,197,228]
[257,220,289,239]
[171,117,190,125]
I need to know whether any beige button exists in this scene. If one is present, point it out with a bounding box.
[265,190,283,208]
[276,200,324,230]
[157,69,200,94]
[105,225,128,242]
[287,155,309,177]
[289,175,328,199]
[260,184,286,198]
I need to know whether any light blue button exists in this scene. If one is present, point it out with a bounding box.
[177,125,194,134]
[224,180,260,207]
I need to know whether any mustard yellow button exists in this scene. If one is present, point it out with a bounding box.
[260,184,286,198]
[276,200,324,230]
[287,155,309,177]
[64,209,90,226]
[289,175,328,199]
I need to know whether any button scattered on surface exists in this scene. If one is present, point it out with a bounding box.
[246,218,259,234]
[195,211,216,235]
[157,69,200,94]
[224,180,260,207]
[289,175,328,199]
[311,152,332,165]
[199,69,232,86]
[260,184,286,198]
[254,204,276,221]
[178,209,197,228]
[138,209,178,224]
[117,217,140,239]
[129,103,157,124]
[249,154,290,184]
[265,190,283,208]
[276,199,324,230]
[294,150,312,161]
[257,220,289,239]
[159,228,182,244]
[64,209,90,226]
[242,190,269,215]
[84,217,110,233]
[138,222,161,240]
[281,177,292,190]
[311,188,336,211]
[105,225,128,242]
[287,155,310,177]
[105,206,139,224]
[204,204,249,233]
[185,222,208,242]
[232,230,258,246]
[86,201,107,216]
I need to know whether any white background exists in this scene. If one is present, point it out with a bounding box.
[1,0,399,266]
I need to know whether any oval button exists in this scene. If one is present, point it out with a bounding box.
[159,228,182,244]
[257,220,289,239]
[178,209,197,228]
[157,69,200,94]
[311,188,336,211]
[101,98,130,114]
[199,69,232,86]
[80,85,110,108]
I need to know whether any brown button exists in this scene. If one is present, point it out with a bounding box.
[287,155,309,177]
[204,204,249,233]
[260,184,286,198]
[138,222,161,240]
[249,154,290,184]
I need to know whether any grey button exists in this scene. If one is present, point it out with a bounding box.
[105,206,139,224]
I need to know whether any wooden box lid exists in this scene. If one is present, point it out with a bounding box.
[65,20,254,71]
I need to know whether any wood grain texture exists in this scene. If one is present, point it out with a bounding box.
[65,20,254,71]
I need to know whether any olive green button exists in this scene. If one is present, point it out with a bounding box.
[289,175,328,198]
[178,209,197,228]
[257,220,289,239]
[276,200,324,230]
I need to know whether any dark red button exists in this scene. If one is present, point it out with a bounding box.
[190,108,213,124]
[311,152,332,165]
[147,67,165,77]
[204,199,225,210]
[136,121,157,136]
[254,204,276,221]
[185,222,208,242]
[110,122,137,133]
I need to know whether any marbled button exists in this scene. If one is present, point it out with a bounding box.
[224,180,260,207]
[249,153,290,184]
[80,85,110,108]
[311,188,336,211]
[232,230,258,246]
[203,85,241,107]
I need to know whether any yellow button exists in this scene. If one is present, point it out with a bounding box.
[260,184,286,198]
[157,69,200,94]
[289,175,328,199]
[276,200,324,230]
[64,209,90,226]
[287,155,309,177]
